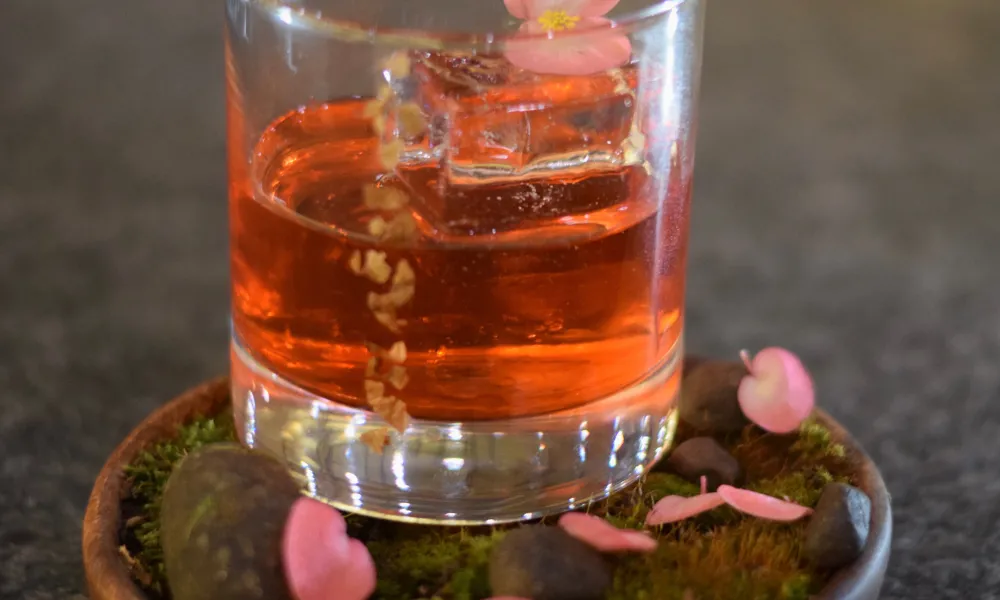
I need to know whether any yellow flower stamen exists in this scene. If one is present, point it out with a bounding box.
[537,9,580,32]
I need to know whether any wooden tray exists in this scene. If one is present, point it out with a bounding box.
[82,369,892,600]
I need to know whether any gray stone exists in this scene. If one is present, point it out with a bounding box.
[804,482,872,570]
[665,436,742,491]
[160,444,300,600]
[678,361,750,433]
[489,526,611,600]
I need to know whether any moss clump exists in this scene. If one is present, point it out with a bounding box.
[121,413,236,598]
[121,408,855,600]
[608,521,812,600]
[792,418,847,461]
[367,530,503,600]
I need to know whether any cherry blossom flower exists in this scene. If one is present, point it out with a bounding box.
[738,347,816,434]
[282,497,376,600]
[558,512,659,552]
[503,0,632,75]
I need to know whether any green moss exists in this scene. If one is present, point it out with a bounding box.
[121,413,236,596]
[792,419,847,462]
[121,408,856,600]
[747,467,845,508]
[607,520,813,600]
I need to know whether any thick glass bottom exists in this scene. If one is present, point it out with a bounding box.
[230,336,682,525]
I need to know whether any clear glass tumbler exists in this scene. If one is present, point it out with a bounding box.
[226,0,705,524]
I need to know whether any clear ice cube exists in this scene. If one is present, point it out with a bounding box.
[387,52,645,237]
[413,52,638,180]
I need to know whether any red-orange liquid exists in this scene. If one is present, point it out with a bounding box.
[230,93,690,421]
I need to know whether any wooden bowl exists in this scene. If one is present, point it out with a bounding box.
[82,370,892,600]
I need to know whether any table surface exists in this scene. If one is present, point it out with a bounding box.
[2,0,998,598]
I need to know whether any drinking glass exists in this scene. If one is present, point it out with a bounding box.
[226,0,705,524]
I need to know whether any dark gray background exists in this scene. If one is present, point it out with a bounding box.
[1,0,997,598]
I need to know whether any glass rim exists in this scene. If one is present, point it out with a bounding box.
[250,0,692,48]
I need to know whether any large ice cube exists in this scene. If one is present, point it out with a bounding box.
[412,52,639,181]
[389,52,646,237]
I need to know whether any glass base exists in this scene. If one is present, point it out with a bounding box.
[231,337,682,525]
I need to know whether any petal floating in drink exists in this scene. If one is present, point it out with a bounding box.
[716,485,813,522]
[737,347,815,434]
[558,512,659,552]
[645,493,725,526]
[503,0,631,75]
[282,497,377,600]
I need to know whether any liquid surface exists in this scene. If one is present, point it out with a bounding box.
[230,88,689,421]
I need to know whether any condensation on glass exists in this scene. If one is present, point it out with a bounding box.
[226,0,705,524]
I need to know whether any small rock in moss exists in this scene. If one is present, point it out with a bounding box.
[665,437,742,492]
[678,361,749,433]
[160,443,301,600]
[489,526,611,600]
[804,482,871,570]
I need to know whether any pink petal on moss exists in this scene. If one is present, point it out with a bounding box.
[716,485,813,521]
[504,18,631,76]
[559,512,658,553]
[283,497,376,600]
[737,347,815,433]
[645,493,725,526]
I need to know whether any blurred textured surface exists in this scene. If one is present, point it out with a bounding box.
[0,0,997,597]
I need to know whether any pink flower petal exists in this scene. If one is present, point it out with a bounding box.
[505,0,574,19]
[570,0,622,17]
[716,485,813,521]
[282,497,376,600]
[504,0,533,19]
[558,512,658,553]
[504,0,620,21]
[737,347,815,433]
[645,493,726,526]
[504,18,632,76]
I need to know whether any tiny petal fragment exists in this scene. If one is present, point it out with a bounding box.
[383,52,411,78]
[360,428,391,454]
[716,485,813,521]
[364,380,385,402]
[361,250,392,284]
[386,365,410,390]
[373,310,403,334]
[397,103,427,139]
[393,259,416,288]
[558,512,658,553]
[363,185,409,212]
[386,341,407,363]
[379,139,404,169]
[645,493,726,526]
[377,212,418,243]
[347,251,363,275]
[386,401,410,433]
[368,216,388,237]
